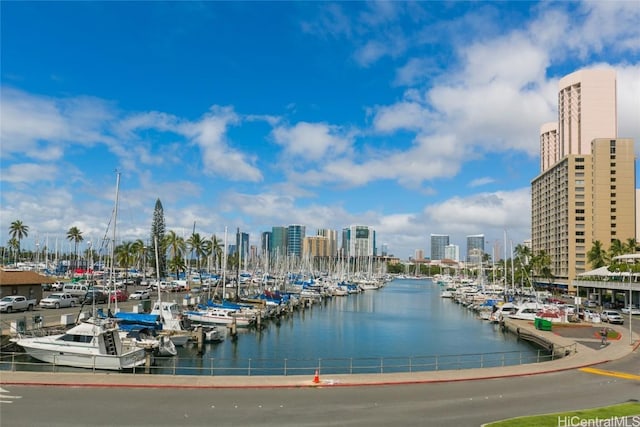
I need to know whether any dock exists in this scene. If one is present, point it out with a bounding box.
[502,318,577,359]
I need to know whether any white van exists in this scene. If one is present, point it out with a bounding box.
[62,283,90,298]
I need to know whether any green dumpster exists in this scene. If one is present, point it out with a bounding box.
[536,318,552,331]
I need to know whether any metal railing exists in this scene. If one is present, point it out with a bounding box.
[0,344,577,376]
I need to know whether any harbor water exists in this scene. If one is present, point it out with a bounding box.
[150,278,543,375]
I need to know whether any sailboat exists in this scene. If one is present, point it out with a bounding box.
[12,173,147,370]
[150,236,192,347]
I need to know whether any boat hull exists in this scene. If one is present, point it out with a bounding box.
[15,340,146,371]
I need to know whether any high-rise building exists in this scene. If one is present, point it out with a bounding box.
[466,234,485,263]
[303,236,330,259]
[235,229,249,268]
[444,244,459,262]
[430,234,449,261]
[531,68,636,289]
[317,228,338,257]
[261,231,272,256]
[287,225,306,258]
[342,225,376,257]
[414,249,424,261]
[271,226,288,258]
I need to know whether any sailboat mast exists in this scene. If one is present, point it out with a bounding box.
[109,172,120,313]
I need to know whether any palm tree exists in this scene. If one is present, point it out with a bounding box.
[66,226,84,271]
[608,239,625,259]
[587,240,609,269]
[167,255,186,280]
[8,220,29,262]
[513,244,533,287]
[7,238,19,263]
[163,230,186,279]
[186,232,206,274]
[624,238,638,254]
[531,250,552,288]
[115,241,136,288]
[210,234,223,273]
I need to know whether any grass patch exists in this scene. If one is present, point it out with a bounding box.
[484,402,640,427]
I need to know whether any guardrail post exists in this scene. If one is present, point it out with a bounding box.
[502,353,505,367]
[380,357,383,374]
[480,354,483,368]
[350,358,353,374]
[248,358,251,376]
[435,355,438,371]
[11,353,16,372]
[409,357,412,373]
[284,358,287,376]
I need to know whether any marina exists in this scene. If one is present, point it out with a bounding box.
[2,278,550,375]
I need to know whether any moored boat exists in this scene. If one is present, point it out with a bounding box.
[11,319,147,371]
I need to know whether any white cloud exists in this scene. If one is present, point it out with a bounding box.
[272,122,352,162]
[372,102,431,133]
[180,106,263,182]
[0,87,115,160]
[0,163,58,183]
[468,177,495,188]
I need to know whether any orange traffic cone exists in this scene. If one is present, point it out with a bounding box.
[313,369,320,384]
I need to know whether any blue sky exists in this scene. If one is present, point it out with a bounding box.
[1,1,639,260]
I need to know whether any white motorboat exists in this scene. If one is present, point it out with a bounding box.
[186,306,255,327]
[488,302,518,323]
[11,319,147,371]
[150,300,192,347]
[508,302,543,321]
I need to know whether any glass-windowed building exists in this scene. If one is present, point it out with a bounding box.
[430,234,449,261]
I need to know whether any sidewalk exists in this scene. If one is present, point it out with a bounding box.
[1,320,638,389]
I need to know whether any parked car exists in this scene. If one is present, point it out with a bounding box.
[621,305,640,315]
[129,289,151,300]
[0,296,37,313]
[51,281,66,291]
[82,290,108,304]
[584,300,599,308]
[39,293,78,309]
[600,310,624,324]
[109,289,129,302]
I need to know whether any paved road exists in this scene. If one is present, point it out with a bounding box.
[1,354,639,427]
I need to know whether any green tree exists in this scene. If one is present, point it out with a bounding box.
[624,238,638,254]
[7,238,19,263]
[587,240,609,269]
[66,226,84,270]
[163,230,186,279]
[115,241,135,285]
[531,250,552,288]
[609,238,625,259]
[150,198,167,277]
[187,232,206,273]
[513,244,533,287]
[167,255,186,280]
[211,234,223,273]
[8,220,29,262]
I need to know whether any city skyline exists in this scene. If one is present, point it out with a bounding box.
[2,2,639,260]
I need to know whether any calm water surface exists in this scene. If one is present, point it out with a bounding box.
[154,278,541,375]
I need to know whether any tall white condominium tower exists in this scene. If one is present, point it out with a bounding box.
[531,68,635,290]
[344,225,376,257]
